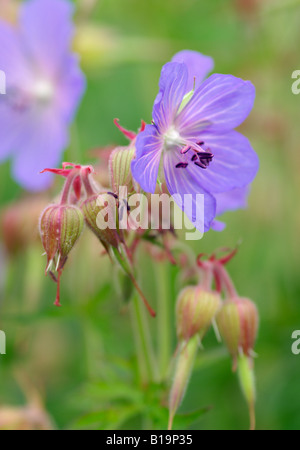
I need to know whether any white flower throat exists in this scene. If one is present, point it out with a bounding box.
[164,126,184,150]
[6,77,55,113]
[32,78,54,103]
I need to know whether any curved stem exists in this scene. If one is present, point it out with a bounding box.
[82,167,96,197]
[60,171,78,205]
[215,262,238,298]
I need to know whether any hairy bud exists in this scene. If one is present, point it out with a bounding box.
[176,286,221,342]
[109,146,136,195]
[216,297,258,363]
[81,193,120,250]
[39,204,84,306]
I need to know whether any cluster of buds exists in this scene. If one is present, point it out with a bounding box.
[169,248,259,430]
[39,120,157,317]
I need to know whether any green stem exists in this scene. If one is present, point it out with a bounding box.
[168,335,199,430]
[155,261,171,381]
[130,293,159,385]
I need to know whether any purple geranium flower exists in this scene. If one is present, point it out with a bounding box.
[0,0,85,191]
[131,50,258,231]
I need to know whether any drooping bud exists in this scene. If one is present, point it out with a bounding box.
[81,193,120,250]
[168,335,199,430]
[216,296,258,366]
[39,204,84,306]
[176,286,222,342]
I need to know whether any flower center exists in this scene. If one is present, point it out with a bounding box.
[164,126,183,149]
[32,79,54,103]
[163,128,213,170]
[5,78,54,113]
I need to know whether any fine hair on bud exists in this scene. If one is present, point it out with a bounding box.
[81,193,121,250]
[176,285,222,342]
[216,296,258,364]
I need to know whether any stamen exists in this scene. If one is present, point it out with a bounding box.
[180,145,191,154]
[176,162,188,169]
[107,192,118,199]
[192,148,214,169]
[194,161,208,169]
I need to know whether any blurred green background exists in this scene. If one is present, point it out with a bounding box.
[1,0,300,430]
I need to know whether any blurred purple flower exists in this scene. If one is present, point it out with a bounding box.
[0,0,85,191]
[131,50,258,231]
[212,186,249,231]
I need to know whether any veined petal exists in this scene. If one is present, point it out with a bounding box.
[131,124,163,194]
[172,50,214,93]
[152,62,188,133]
[163,150,216,232]
[20,0,74,76]
[215,186,249,216]
[176,74,255,136]
[187,131,259,193]
[12,111,68,191]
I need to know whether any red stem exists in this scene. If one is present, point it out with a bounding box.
[81,167,96,197]
[129,273,156,318]
[214,262,238,298]
[60,170,79,205]
[54,269,62,307]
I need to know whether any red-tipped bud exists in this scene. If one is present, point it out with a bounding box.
[176,286,221,342]
[81,193,120,250]
[39,204,84,306]
[40,204,84,269]
[216,297,258,364]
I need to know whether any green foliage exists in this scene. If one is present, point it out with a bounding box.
[1,0,300,430]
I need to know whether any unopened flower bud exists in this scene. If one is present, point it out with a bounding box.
[81,193,120,250]
[39,204,84,306]
[216,297,258,364]
[109,146,137,195]
[176,286,221,342]
[40,204,84,268]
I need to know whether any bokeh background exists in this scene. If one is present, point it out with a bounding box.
[0,0,300,430]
